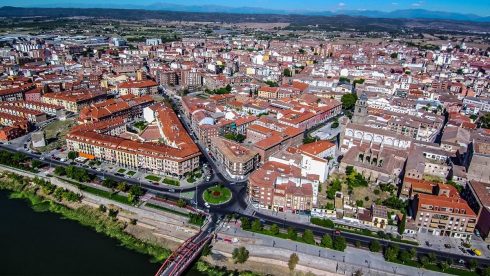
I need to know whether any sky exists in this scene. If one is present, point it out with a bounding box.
[2,0,490,16]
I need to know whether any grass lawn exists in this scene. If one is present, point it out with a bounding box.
[117,168,126,173]
[79,185,132,205]
[145,175,161,182]
[162,178,179,186]
[146,203,188,217]
[127,171,136,176]
[202,185,232,205]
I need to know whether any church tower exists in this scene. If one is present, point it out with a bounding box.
[352,93,368,124]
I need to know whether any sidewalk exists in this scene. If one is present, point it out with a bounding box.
[217,223,444,276]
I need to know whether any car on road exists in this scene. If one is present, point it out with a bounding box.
[168,189,175,192]
[204,202,210,208]
[334,230,341,236]
[444,244,452,249]
[60,158,66,162]
[206,176,211,181]
[40,157,45,160]
[425,241,432,247]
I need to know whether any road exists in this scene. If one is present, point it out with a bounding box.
[1,94,487,272]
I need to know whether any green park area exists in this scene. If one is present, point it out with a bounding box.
[202,185,232,205]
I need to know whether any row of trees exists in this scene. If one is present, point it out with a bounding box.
[54,165,90,183]
[379,243,490,274]
[33,177,82,202]
[0,150,38,172]
[205,84,232,95]
[241,217,346,251]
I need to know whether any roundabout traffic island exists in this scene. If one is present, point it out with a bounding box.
[202,185,232,205]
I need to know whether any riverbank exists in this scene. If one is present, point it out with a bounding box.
[0,171,171,263]
[0,170,263,276]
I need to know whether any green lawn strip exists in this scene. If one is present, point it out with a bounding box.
[203,186,231,204]
[162,178,179,186]
[79,185,132,205]
[126,171,136,176]
[145,175,161,182]
[117,168,126,173]
[146,203,189,217]
[146,203,204,226]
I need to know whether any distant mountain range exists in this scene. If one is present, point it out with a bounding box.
[17,2,490,22]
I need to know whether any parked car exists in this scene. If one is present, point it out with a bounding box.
[444,244,452,249]
[472,249,482,256]
[334,230,341,236]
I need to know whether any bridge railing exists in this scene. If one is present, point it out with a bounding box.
[154,231,201,276]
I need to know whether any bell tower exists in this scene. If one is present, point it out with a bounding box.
[352,93,368,124]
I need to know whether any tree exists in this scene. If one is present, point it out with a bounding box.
[68,151,78,160]
[287,227,297,240]
[283,68,292,77]
[369,240,381,252]
[439,261,450,272]
[332,236,347,251]
[269,224,279,236]
[232,246,249,264]
[468,259,478,271]
[201,243,212,256]
[31,159,43,169]
[129,185,143,197]
[398,213,406,235]
[480,113,490,129]
[240,217,251,230]
[321,234,333,248]
[102,178,117,189]
[116,182,128,192]
[390,52,398,59]
[302,229,315,244]
[384,245,399,262]
[251,219,262,232]
[399,250,412,264]
[176,198,187,208]
[341,93,358,110]
[54,166,66,176]
[288,253,299,271]
[419,256,429,268]
[427,252,437,264]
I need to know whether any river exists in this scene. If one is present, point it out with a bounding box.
[0,190,204,276]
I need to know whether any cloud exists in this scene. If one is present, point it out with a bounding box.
[391,2,399,5]
[338,2,346,7]
[411,1,423,7]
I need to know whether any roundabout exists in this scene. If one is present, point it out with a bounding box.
[202,184,232,205]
